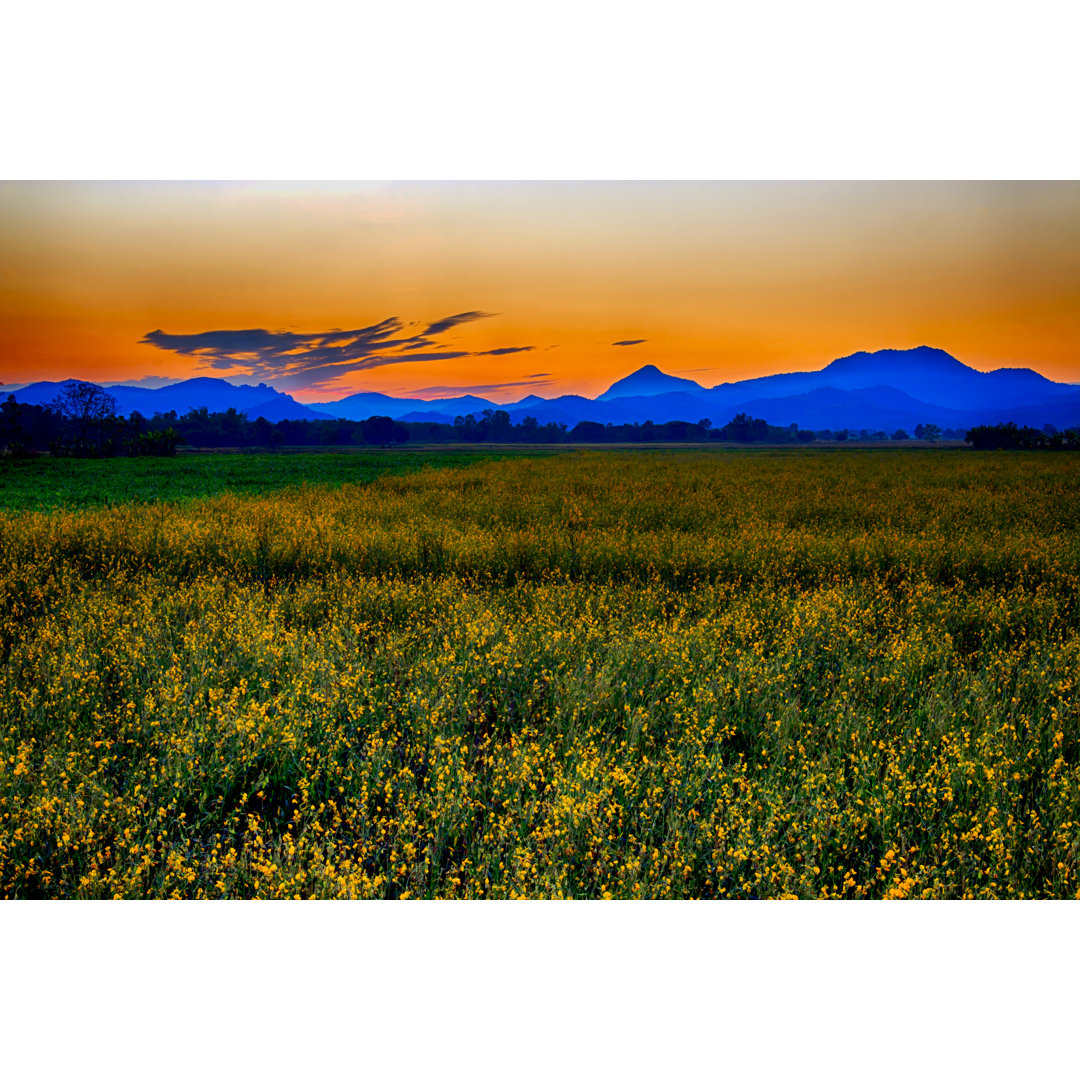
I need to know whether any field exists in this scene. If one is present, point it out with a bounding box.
[0,446,554,513]
[1,448,1078,898]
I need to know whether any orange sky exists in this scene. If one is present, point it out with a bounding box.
[2,181,1078,402]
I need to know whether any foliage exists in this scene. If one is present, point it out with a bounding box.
[1,449,1079,898]
[49,381,118,427]
[966,422,1080,451]
[131,428,182,457]
[716,413,770,443]
[47,382,120,456]
[360,416,407,447]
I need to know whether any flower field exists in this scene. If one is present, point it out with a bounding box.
[1,448,1078,898]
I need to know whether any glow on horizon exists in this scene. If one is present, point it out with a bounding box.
[2,181,1078,403]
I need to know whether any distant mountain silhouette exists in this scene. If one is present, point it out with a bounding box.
[699,346,1073,411]
[597,364,705,401]
[317,391,498,421]
[977,388,1080,430]
[9,347,1079,433]
[808,346,1070,409]
[505,392,709,428]
[10,377,333,422]
[720,386,971,432]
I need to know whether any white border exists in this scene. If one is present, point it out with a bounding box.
[3,2,1079,179]
[2,2,1077,1073]
[3,901,1078,1077]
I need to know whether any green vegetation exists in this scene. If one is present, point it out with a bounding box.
[0,448,557,513]
[966,422,1080,450]
[1,448,1078,898]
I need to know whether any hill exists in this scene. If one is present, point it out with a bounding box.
[9,378,333,422]
[9,347,1079,433]
[597,365,705,401]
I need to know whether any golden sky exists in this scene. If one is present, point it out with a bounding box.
[2,181,1078,402]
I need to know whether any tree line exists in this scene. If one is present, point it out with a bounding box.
[964,422,1080,450]
[1,383,184,458]
[2,382,1075,457]
[0,383,418,457]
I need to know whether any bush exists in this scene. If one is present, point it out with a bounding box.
[132,428,181,457]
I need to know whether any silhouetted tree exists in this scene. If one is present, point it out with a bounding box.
[132,428,181,456]
[361,415,396,446]
[1,394,27,455]
[51,381,118,454]
[717,413,770,442]
[962,422,1080,450]
[482,409,512,441]
[569,420,607,441]
[660,420,694,441]
[453,414,485,442]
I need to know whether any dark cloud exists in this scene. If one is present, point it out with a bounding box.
[140,318,410,375]
[528,372,552,377]
[612,339,647,346]
[140,311,529,393]
[422,311,495,336]
[266,353,472,394]
[364,352,471,364]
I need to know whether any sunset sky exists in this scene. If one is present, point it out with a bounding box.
[2,181,1078,402]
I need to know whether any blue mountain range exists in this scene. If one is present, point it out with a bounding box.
[9,377,334,422]
[9,347,1080,433]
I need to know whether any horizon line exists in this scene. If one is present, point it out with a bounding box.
[5,344,1078,403]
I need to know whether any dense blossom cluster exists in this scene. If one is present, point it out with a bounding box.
[1,449,1078,898]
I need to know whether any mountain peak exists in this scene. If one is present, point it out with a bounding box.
[170,376,281,396]
[824,346,967,374]
[598,365,705,401]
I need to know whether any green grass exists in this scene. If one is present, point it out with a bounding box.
[0,447,559,513]
[0,442,961,514]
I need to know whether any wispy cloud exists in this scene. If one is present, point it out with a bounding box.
[265,353,473,394]
[422,311,494,336]
[409,377,553,399]
[139,311,531,393]
[102,375,183,389]
[140,318,409,370]
[612,339,647,346]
